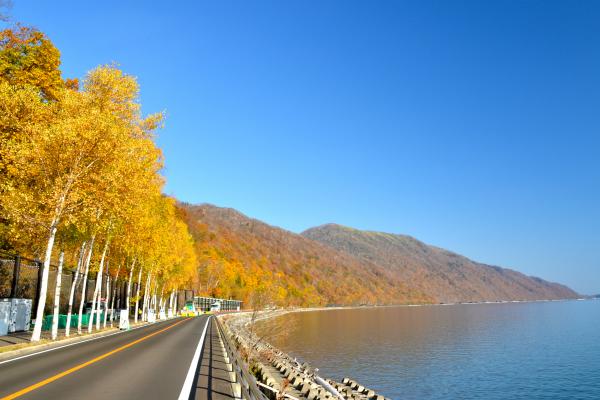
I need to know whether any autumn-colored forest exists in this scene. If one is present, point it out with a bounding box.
[180,203,578,307]
[0,25,196,341]
[179,204,433,307]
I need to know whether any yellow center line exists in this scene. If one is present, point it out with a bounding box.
[1,318,192,400]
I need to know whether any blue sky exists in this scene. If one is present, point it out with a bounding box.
[7,1,599,294]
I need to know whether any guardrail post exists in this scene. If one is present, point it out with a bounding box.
[10,255,21,298]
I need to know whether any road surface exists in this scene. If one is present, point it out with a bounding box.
[0,316,213,400]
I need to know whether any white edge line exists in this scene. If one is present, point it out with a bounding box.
[178,315,211,400]
[0,318,177,366]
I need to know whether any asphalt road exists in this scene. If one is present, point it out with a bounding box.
[0,316,210,400]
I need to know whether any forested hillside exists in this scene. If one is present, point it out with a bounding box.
[303,224,579,303]
[177,204,433,306]
[180,204,578,306]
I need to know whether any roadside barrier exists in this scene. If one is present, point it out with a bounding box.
[214,317,268,400]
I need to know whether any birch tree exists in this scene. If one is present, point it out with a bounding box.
[65,241,86,337]
[50,249,64,340]
[1,27,197,340]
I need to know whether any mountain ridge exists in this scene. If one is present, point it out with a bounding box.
[178,203,578,305]
[178,203,434,306]
[302,223,578,303]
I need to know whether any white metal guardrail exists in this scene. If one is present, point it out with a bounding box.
[215,317,269,400]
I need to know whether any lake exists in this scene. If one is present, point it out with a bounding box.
[261,300,600,400]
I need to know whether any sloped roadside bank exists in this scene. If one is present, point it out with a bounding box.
[219,310,389,400]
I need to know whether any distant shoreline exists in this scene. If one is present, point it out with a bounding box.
[250,297,591,321]
[236,297,600,322]
[294,296,589,310]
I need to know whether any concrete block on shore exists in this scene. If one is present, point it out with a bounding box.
[231,382,242,398]
[307,389,319,400]
[262,372,273,385]
[301,383,312,395]
[342,377,350,385]
[291,375,303,387]
[296,378,308,390]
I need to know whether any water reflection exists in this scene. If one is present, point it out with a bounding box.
[259,301,600,400]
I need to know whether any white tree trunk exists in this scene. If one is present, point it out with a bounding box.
[66,241,86,337]
[89,240,109,333]
[151,286,156,312]
[103,274,110,329]
[174,290,178,315]
[51,250,65,340]
[31,222,58,342]
[141,276,148,321]
[126,258,136,317]
[77,235,96,334]
[142,273,151,321]
[134,266,142,324]
[145,275,152,320]
[109,276,115,327]
[158,287,164,315]
[77,235,95,334]
[109,264,121,327]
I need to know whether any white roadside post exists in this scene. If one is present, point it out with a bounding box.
[119,309,130,330]
[147,309,156,323]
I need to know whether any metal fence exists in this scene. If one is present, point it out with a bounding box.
[1,251,198,327]
[0,254,42,305]
[0,252,140,316]
[0,257,15,298]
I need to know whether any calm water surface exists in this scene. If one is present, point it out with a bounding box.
[261,300,600,400]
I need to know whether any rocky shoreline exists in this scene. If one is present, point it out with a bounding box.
[220,311,389,400]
